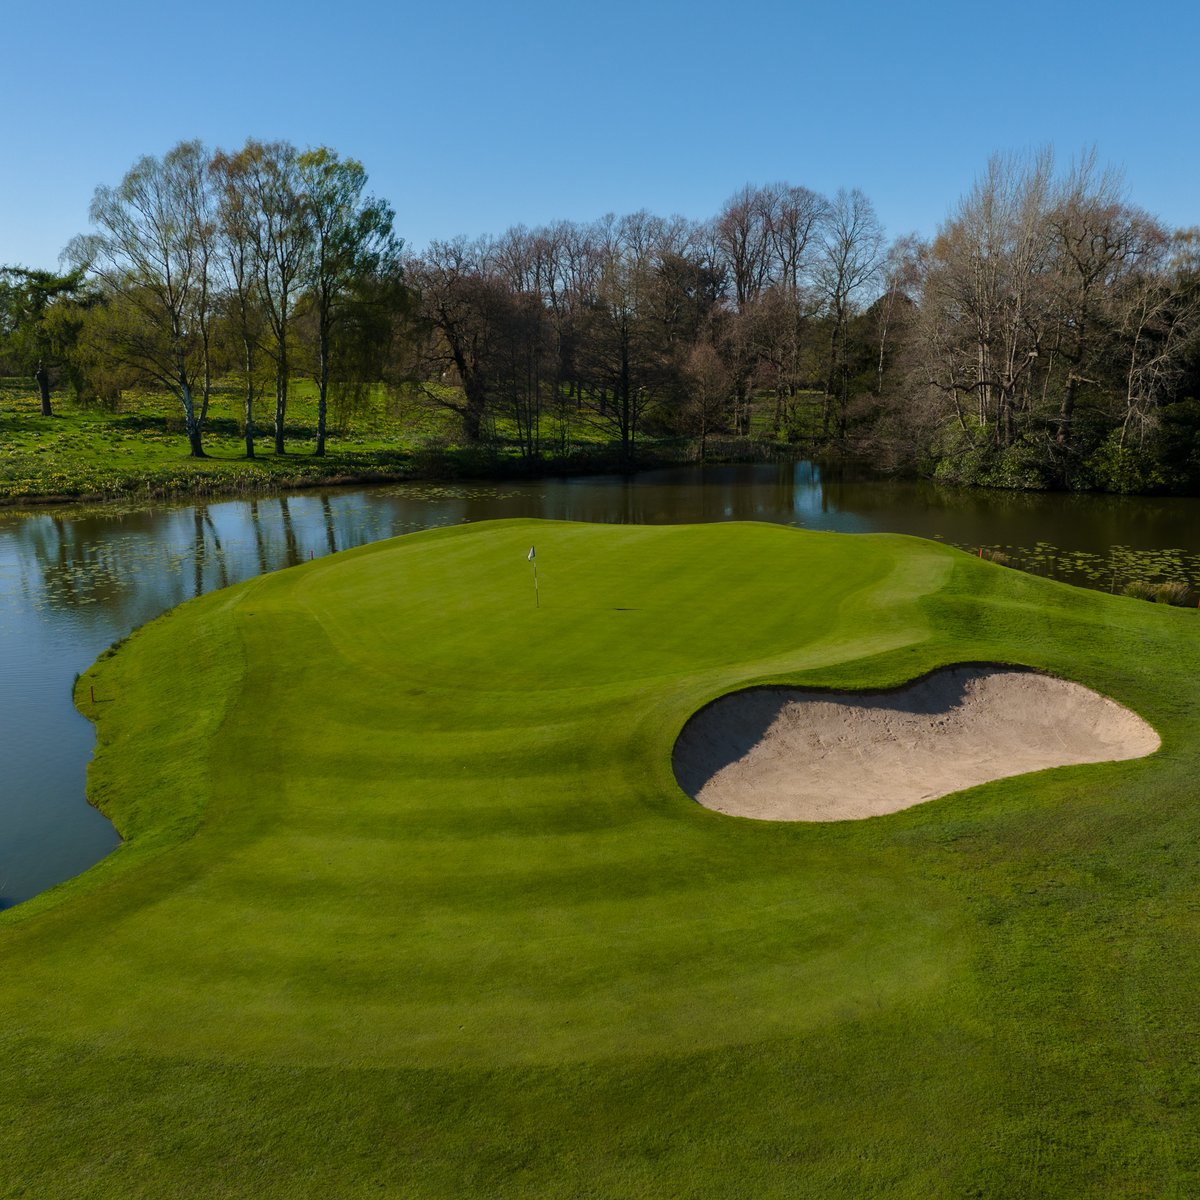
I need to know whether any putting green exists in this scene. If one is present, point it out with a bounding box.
[3,518,1199,1198]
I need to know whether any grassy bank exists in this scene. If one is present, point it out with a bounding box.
[3,520,1198,1196]
[0,377,413,502]
[0,379,794,505]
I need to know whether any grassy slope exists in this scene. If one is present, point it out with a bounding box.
[2,520,1198,1197]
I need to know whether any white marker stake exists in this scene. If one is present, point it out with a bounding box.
[528,545,538,608]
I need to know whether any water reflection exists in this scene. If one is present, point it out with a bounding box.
[3,461,1200,907]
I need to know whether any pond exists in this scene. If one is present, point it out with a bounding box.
[3,460,1200,907]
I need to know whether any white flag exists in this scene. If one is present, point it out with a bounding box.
[527,546,535,561]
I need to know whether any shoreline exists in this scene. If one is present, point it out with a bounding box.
[0,438,801,511]
[6,437,1197,514]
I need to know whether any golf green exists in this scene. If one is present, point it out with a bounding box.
[3,518,1198,1197]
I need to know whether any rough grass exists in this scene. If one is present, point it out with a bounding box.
[0,377,467,503]
[0,379,796,504]
[2,520,1199,1197]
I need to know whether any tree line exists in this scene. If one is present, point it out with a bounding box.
[3,143,1198,491]
[3,139,406,458]
[406,184,888,460]
[907,151,1200,491]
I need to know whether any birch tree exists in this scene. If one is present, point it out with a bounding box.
[211,146,266,457]
[68,141,216,457]
[238,139,310,455]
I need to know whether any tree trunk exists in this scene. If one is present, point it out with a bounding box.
[462,379,487,442]
[619,325,632,456]
[999,384,1015,449]
[876,296,892,395]
[273,362,286,451]
[243,338,255,458]
[1056,373,1078,448]
[315,320,330,457]
[35,363,52,417]
[180,375,207,458]
[976,341,989,426]
[274,349,288,455]
[315,384,328,456]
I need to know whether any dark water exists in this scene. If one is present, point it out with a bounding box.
[3,461,1200,907]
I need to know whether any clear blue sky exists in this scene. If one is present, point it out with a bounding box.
[2,0,1196,269]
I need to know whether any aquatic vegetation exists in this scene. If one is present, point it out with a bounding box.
[966,540,1200,595]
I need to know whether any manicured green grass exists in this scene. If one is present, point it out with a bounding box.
[3,520,1199,1196]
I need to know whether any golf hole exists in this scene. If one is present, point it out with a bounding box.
[672,665,1161,821]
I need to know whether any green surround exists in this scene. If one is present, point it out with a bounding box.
[2,518,1198,1197]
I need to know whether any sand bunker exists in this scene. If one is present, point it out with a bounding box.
[673,665,1159,821]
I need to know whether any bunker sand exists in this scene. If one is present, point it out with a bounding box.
[674,665,1161,821]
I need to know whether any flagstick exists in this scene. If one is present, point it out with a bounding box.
[528,546,539,608]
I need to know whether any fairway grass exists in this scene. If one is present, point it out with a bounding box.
[3,519,1199,1197]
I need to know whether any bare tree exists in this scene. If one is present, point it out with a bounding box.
[493,288,554,459]
[1116,230,1200,446]
[813,188,885,438]
[1044,153,1163,452]
[407,238,505,442]
[873,234,925,396]
[919,152,1054,450]
[577,218,659,454]
[681,337,732,459]
[744,286,817,437]
[766,183,828,294]
[716,185,774,310]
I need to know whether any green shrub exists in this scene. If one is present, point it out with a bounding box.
[1084,431,1167,494]
[928,431,1050,490]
